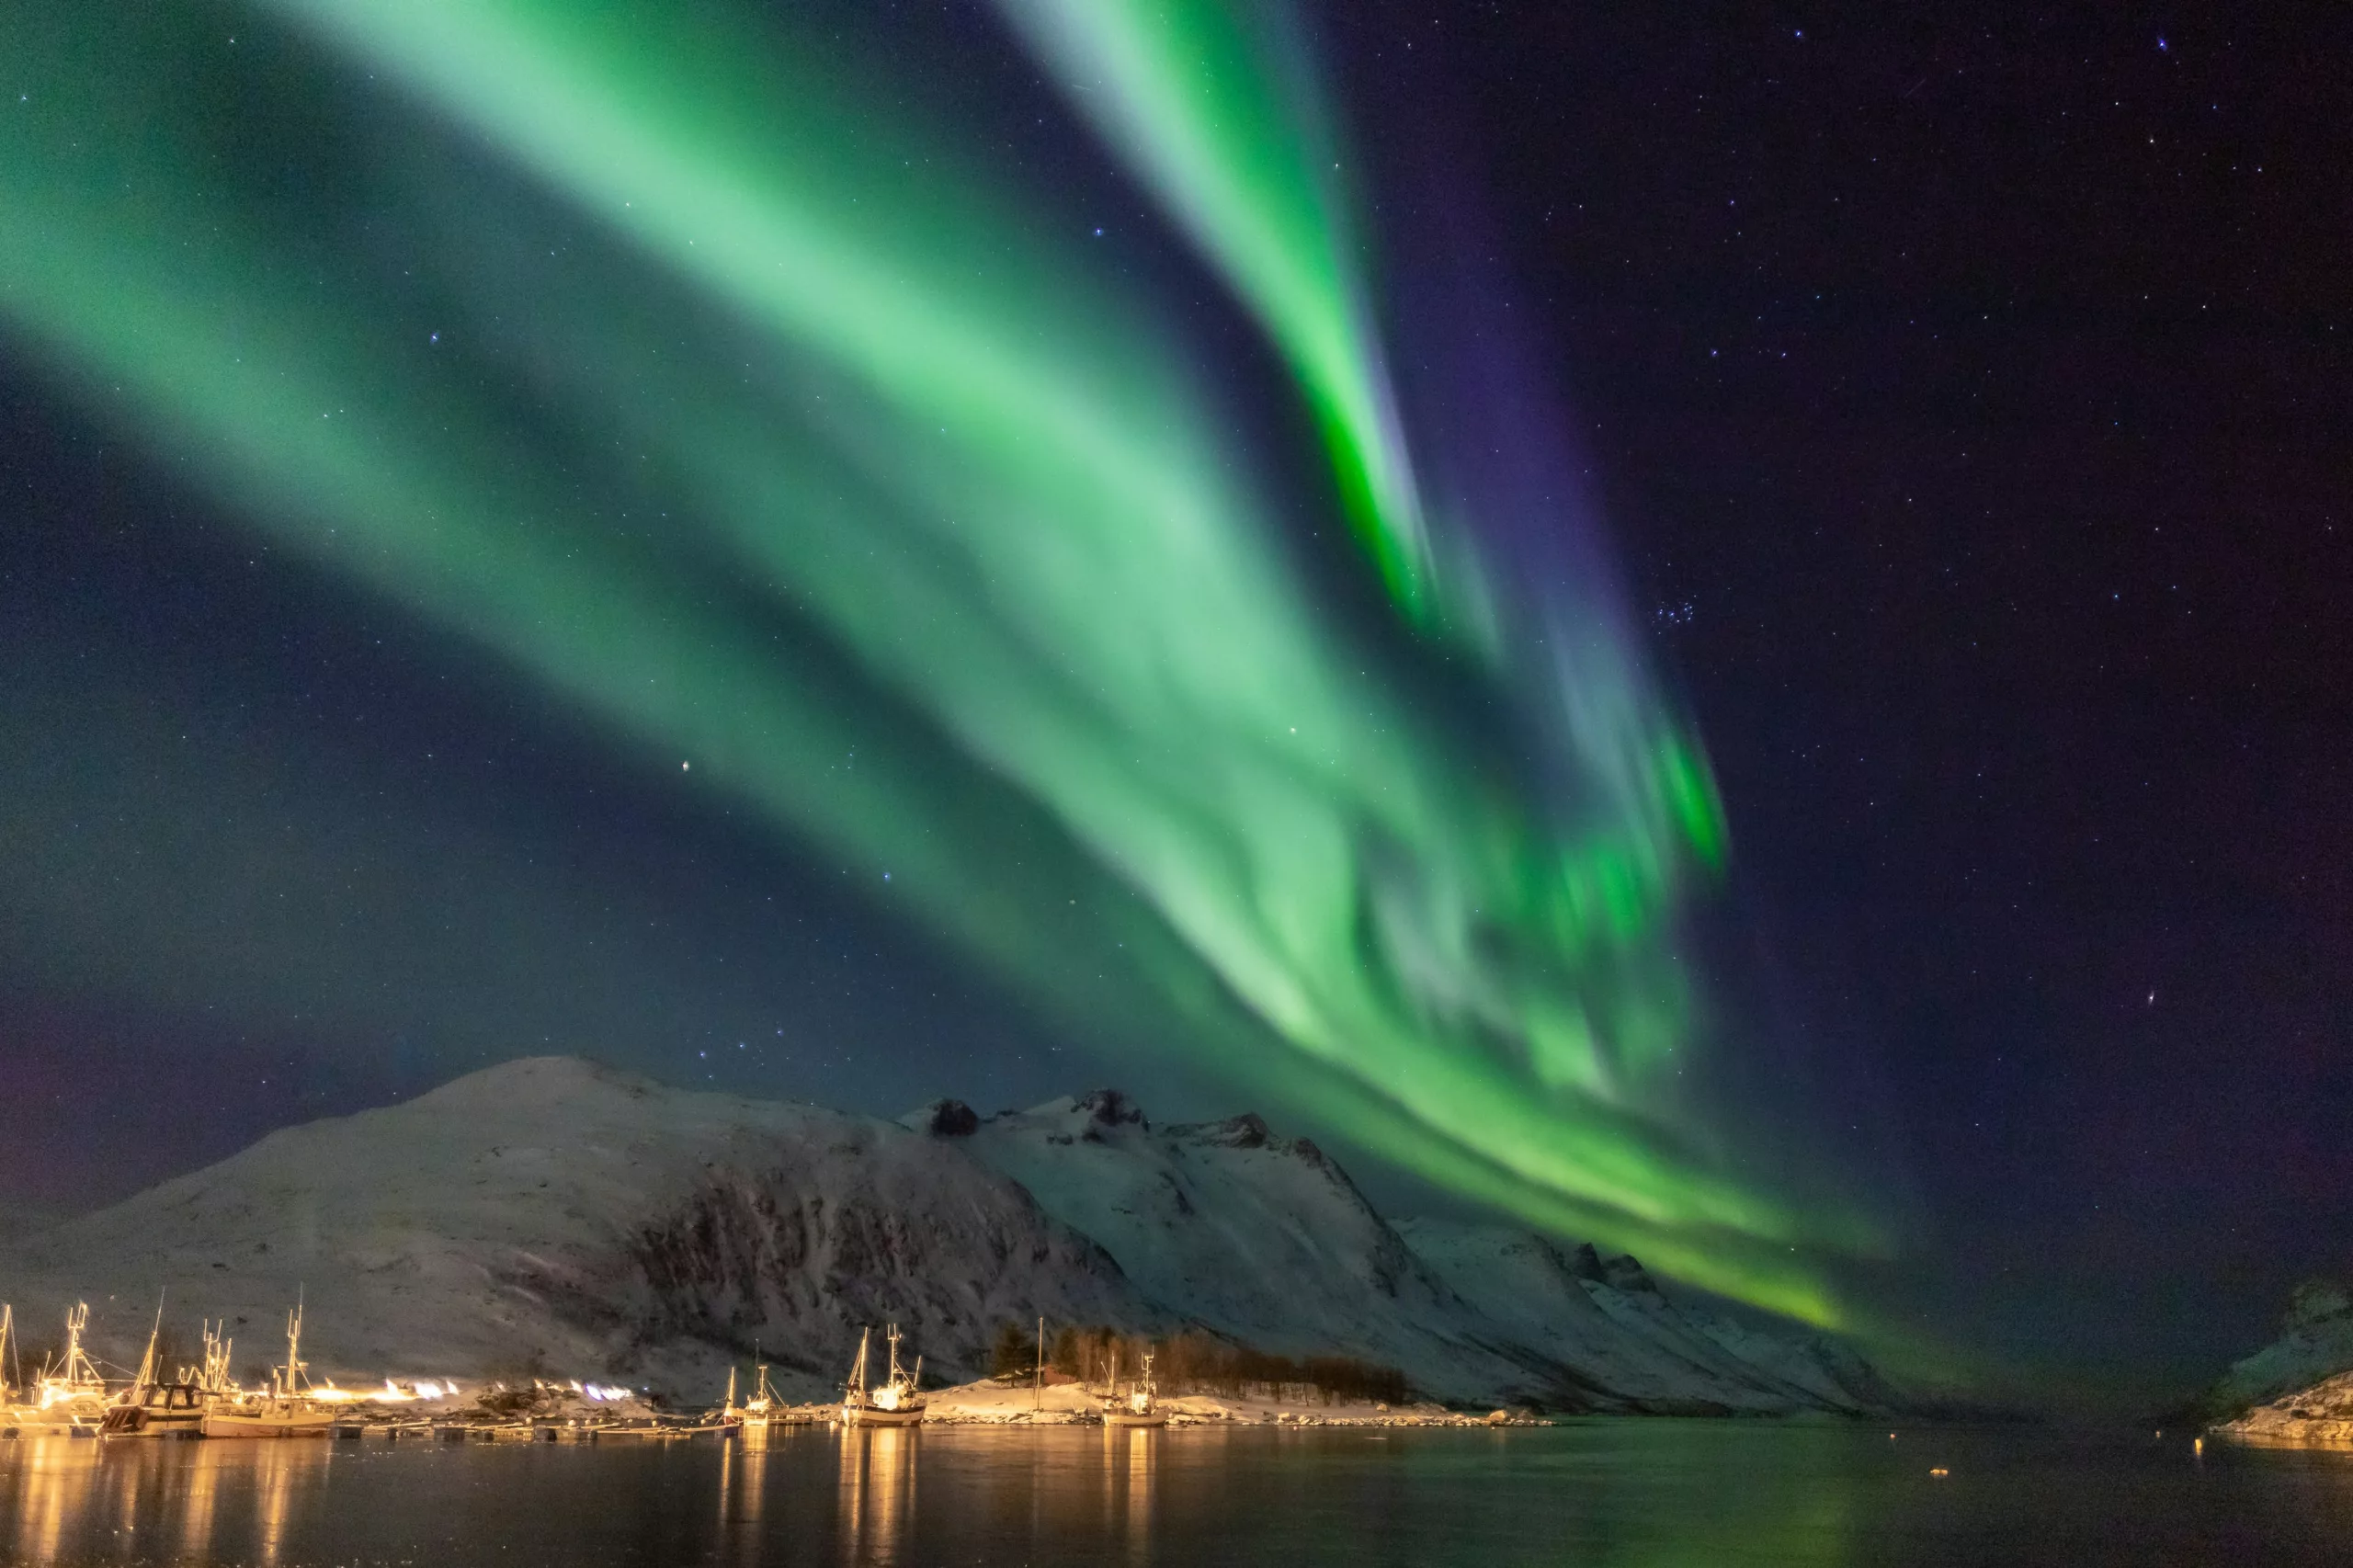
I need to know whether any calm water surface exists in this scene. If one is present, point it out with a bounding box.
[4,1422,2350,1566]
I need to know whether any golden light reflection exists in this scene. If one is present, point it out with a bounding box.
[837,1425,863,1558]
[247,1433,330,1563]
[715,1434,772,1568]
[1120,1426,1156,1564]
[838,1424,917,1564]
[10,1437,97,1562]
[176,1442,221,1562]
[107,1445,143,1550]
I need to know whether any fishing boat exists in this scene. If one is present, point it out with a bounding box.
[202,1301,338,1437]
[732,1358,787,1431]
[9,1303,110,1436]
[840,1325,926,1427]
[1102,1346,1167,1428]
[101,1312,238,1437]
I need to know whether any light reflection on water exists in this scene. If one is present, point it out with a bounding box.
[6,1423,2353,1566]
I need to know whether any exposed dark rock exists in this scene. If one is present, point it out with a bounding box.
[906,1098,980,1137]
[1074,1089,1146,1130]
[1173,1112,1270,1148]
[1601,1253,1659,1295]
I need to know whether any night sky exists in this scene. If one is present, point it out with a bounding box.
[3,2,2346,1410]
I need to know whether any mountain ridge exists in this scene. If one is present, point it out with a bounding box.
[0,1055,1898,1414]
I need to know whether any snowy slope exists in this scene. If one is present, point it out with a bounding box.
[921,1092,1560,1404]
[930,1092,1896,1413]
[1392,1222,1790,1413]
[0,1060,1898,1413]
[0,1058,1155,1400]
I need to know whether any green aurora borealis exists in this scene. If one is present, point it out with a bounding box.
[0,2,1885,1322]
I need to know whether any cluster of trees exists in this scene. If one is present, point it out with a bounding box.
[987,1322,1406,1406]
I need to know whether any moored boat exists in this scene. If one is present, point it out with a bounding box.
[202,1301,338,1438]
[102,1312,239,1437]
[7,1303,110,1436]
[840,1325,926,1427]
[730,1358,787,1435]
[100,1380,215,1437]
[1102,1346,1168,1428]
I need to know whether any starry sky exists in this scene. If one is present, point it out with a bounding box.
[2,2,2346,1409]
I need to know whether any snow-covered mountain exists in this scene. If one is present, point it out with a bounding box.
[920,1089,1894,1414]
[0,1058,1154,1401]
[1391,1222,1890,1415]
[2200,1281,2353,1418]
[921,1091,1549,1401]
[0,1058,1897,1413]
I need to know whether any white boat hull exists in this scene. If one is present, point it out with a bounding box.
[7,1396,107,1438]
[841,1403,926,1427]
[201,1406,337,1438]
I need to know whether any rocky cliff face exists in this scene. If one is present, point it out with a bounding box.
[0,1057,1898,1413]
[2200,1280,2353,1418]
[2217,1369,2353,1445]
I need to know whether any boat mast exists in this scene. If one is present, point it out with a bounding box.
[885,1324,903,1390]
[132,1303,162,1394]
[280,1297,306,1401]
[847,1326,871,1403]
[0,1303,13,1403]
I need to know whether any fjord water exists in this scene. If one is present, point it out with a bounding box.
[3,1423,2349,1567]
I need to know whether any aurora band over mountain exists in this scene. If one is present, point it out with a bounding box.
[0,1,1886,1322]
